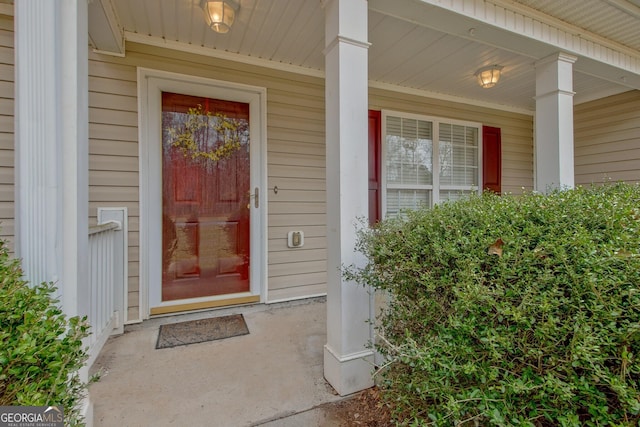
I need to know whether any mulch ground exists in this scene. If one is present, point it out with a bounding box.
[325,387,394,426]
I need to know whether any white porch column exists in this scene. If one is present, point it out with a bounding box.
[15,0,89,318]
[322,0,374,396]
[534,52,577,192]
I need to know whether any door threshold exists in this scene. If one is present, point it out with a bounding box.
[150,295,260,316]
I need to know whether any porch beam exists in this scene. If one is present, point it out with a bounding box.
[322,0,374,396]
[534,52,577,192]
[14,0,89,318]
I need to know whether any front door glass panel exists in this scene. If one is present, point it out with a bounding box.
[161,92,250,301]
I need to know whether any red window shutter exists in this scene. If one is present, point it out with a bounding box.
[482,126,502,194]
[368,110,382,225]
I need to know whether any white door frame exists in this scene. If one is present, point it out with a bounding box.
[137,68,267,318]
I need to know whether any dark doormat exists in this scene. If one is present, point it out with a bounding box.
[156,314,249,349]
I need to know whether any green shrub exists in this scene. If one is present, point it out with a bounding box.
[347,183,640,426]
[0,239,90,426]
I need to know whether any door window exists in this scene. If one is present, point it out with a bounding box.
[161,92,251,301]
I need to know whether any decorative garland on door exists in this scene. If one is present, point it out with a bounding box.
[164,104,244,163]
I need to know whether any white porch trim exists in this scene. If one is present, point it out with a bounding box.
[14,0,89,318]
[323,0,374,397]
[534,52,577,192]
[87,0,125,56]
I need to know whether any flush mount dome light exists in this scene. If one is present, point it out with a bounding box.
[474,64,503,88]
[200,0,239,34]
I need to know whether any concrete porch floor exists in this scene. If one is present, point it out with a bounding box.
[89,297,355,426]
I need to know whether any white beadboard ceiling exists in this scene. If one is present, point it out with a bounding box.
[35,0,640,111]
[513,0,640,52]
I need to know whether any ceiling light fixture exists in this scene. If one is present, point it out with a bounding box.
[200,0,239,34]
[474,64,503,88]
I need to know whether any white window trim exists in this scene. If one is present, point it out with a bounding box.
[137,68,268,319]
[381,110,483,219]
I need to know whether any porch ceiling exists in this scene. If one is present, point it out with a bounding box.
[86,0,640,112]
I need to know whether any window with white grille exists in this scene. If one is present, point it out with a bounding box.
[382,111,482,218]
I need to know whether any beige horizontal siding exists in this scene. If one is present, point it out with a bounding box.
[88,50,140,321]
[90,139,138,156]
[88,42,330,307]
[0,15,12,248]
[90,108,138,127]
[268,213,325,227]
[575,91,640,185]
[369,87,535,194]
[268,272,327,291]
[268,283,327,302]
[258,69,328,300]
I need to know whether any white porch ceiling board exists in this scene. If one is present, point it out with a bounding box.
[269,1,323,68]
[114,0,205,47]
[426,49,516,93]
[140,1,164,38]
[573,74,631,104]
[97,0,635,111]
[202,21,234,52]
[397,39,479,88]
[167,1,199,43]
[369,25,449,81]
[496,61,536,93]
[291,28,324,72]
[377,34,469,85]
[252,0,310,63]
[369,12,417,52]
[185,3,208,47]
[156,1,174,40]
[367,12,537,106]
[368,14,423,71]
[225,1,276,58]
[291,26,324,70]
[512,0,640,51]
[113,0,146,36]
[387,0,640,87]
[450,65,537,111]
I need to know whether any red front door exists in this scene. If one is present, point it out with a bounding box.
[161,92,251,301]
